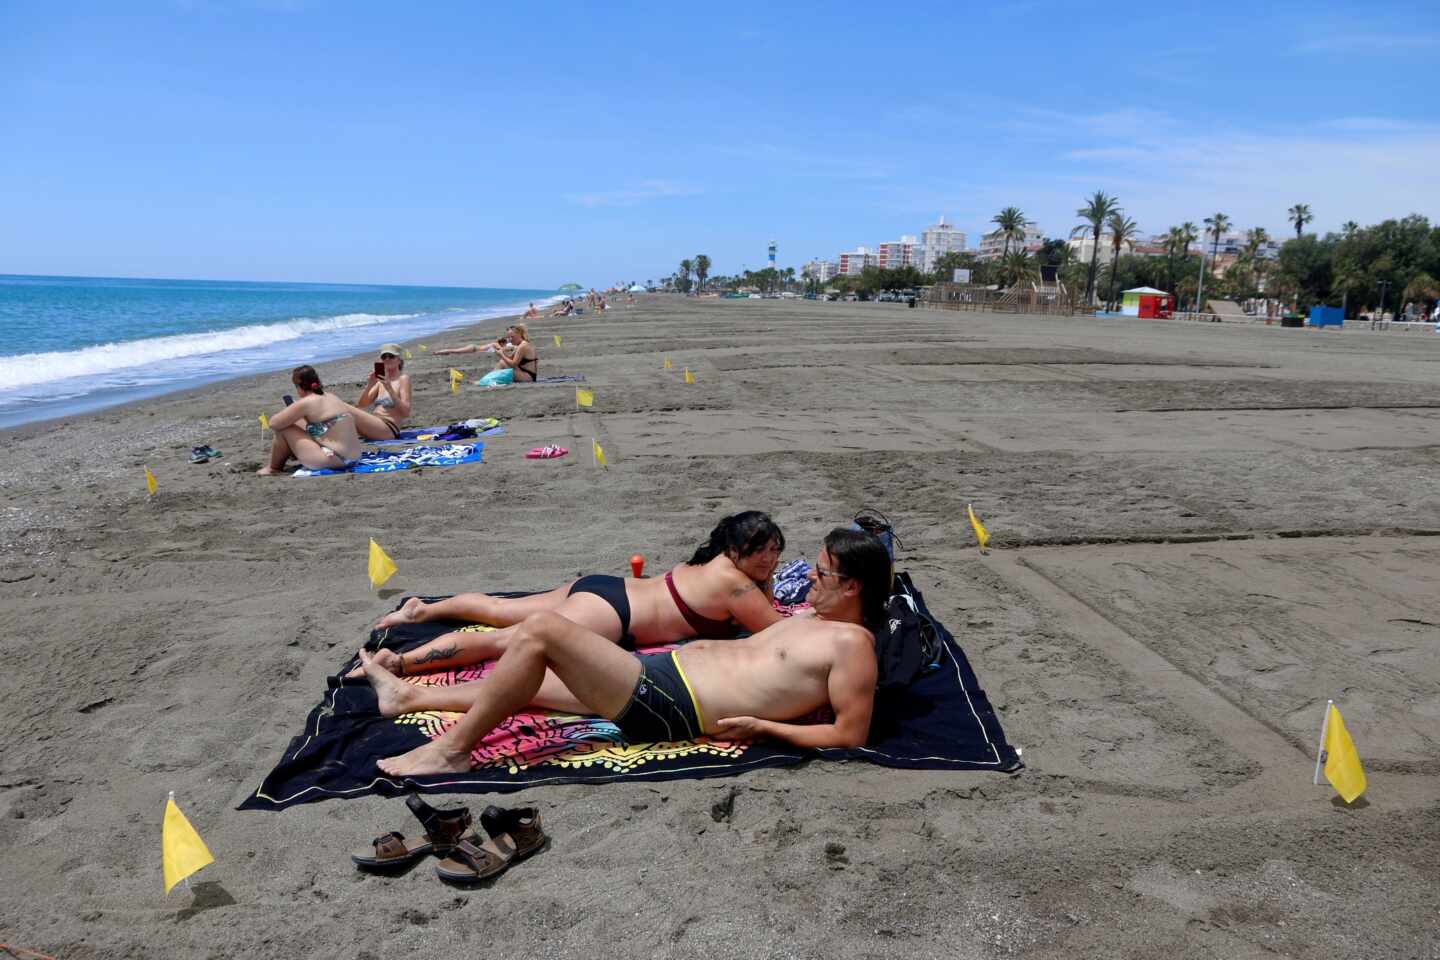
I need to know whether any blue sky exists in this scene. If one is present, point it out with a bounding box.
[2,1,1436,288]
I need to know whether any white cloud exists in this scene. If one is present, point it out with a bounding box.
[565,180,703,208]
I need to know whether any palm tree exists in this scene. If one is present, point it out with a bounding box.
[1288,204,1313,240]
[693,255,711,293]
[678,258,694,294]
[992,207,1027,259]
[1076,191,1120,304]
[1105,213,1140,308]
[1197,212,1230,311]
[1164,226,1189,299]
[1242,227,1271,295]
[1341,220,1359,240]
[999,250,1038,288]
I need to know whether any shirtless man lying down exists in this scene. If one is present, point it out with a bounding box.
[361,528,892,776]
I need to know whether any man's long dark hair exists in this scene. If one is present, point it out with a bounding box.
[688,511,785,565]
[824,527,893,628]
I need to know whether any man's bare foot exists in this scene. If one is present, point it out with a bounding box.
[344,647,401,680]
[376,739,472,777]
[375,596,427,630]
[359,648,422,717]
[256,466,279,476]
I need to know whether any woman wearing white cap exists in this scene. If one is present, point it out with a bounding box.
[355,343,412,440]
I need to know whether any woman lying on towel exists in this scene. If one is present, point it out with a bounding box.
[353,343,412,441]
[351,511,788,678]
[257,365,363,476]
[433,324,538,386]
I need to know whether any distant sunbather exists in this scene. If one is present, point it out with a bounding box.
[354,343,412,440]
[353,511,789,678]
[359,528,891,775]
[258,365,363,476]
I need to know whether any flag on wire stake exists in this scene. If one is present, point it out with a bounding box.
[1313,700,1367,803]
[258,413,270,437]
[162,791,214,893]
[592,438,608,469]
[967,503,990,554]
[553,334,562,347]
[576,387,594,408]
[368,538,397,589]
[419,344,428,352]
[404,349,413,360]
[449,368,465,395]
[684,367,695,385]
[663,357,672,370]
[144,466,157,497]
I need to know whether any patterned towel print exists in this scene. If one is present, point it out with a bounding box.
[293,442,484,477]
[241,580,1022,810]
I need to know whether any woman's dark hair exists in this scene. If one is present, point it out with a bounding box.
[688,511,785,565]
[823,527,894,628]
[292,364,324,394]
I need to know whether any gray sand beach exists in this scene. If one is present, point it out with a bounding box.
[2,297,1437,958]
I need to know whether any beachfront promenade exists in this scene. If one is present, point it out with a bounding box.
[1,296,1437,958]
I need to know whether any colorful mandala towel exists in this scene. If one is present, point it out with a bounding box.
[240,583,1021,811]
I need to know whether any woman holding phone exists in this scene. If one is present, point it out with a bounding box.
[354,343,412,440]
[258,366,363,475]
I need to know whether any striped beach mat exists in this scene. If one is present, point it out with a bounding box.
[240,584,1021,810]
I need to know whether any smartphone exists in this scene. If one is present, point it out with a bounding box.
[282,394,295,407]
[373,361,386,377]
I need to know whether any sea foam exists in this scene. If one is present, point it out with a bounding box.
[10,311,418,389]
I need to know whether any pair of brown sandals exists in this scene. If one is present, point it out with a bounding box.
[352,793,548,885]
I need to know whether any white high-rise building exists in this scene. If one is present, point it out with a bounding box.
[977,225,1044,262]
[802,259,840,282]
[920,216,967,272]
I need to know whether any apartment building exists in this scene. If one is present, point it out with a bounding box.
[977,225,1044,261]
[837,247,877,276]
[919,216,967,272]
[802,259,840,282]
[876,235,921,270]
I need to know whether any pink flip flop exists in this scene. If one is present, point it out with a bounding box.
[525,445,569,459]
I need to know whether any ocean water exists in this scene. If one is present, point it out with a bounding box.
[1,275,559,427]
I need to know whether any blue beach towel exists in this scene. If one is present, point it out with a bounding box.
[293,442,484,477]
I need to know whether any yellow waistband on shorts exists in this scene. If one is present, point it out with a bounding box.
[669,650,706,732]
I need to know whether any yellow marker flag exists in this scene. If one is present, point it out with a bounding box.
[683,367,695,384]
[553,334,562,347]
[144,466,157,496]
[576,387,594,408]
[162,792,214,893]
[258,412,270,433]
[1321,703,1367,803]
[449,368,465,395]
[967,503,990,553]
[404,349,413,360]
[419,344,428,352]
[368,538,397,589]
[592,438,607,468]
[663,357,672,370]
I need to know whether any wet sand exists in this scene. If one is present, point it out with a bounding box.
[2,297,1437,958]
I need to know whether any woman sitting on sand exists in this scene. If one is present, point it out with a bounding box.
[473,323,537,385]
[258,365,363,475]
[352,511,789,679]
[353,343,412,440]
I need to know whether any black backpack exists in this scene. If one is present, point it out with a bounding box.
[873,571,945,691]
